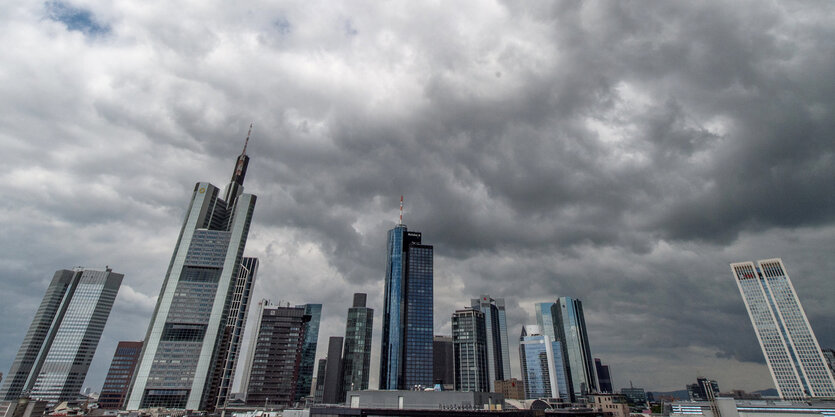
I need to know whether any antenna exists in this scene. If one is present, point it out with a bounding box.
[242,123,253,155]
[399,195,403,225]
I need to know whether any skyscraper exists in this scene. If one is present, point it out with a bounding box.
[731,258,835,400]
[594,358,613,394]
[432,336,454,390]
[0,267,123,404]
[295,303,322,402]
[342,294,373,394]
[242,303,310,408]
[126,132,259,411]
[518,325,568,400]
[471,295,511,390]
[99,341,143,409]
[551,297,598,398]
[534,302,557,341]
[321,337,344,404]
[379,223,433,390]
[451,308,489,392]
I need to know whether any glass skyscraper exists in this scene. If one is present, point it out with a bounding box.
[342,294,373,394]
[535,302,556,341]
[452,308,489,392]
[126,135,258,411]
[470,295,511,390]
[379,224,433,390]
[295,303,322,402]
[518,325,568,400]
[731,258,835,400]
[0,267,123,404]
[551,297,597,398]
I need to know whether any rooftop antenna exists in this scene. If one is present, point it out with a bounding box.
[242,123,253,155]
[399,195,404,225]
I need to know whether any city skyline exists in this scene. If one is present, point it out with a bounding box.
[1,0,834,398]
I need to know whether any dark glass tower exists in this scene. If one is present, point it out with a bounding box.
[126,132,258,411]
[470,295,511,390]
[451,308,489,392]
[99,341,144,409]
[321,337,344,404]
[379,224,433,390]
[594,358,613,394]
[342,294,373,394]
[294,303,322,402]
[551,297,597,399]
[0,268,123,404]
[432,336,454,390]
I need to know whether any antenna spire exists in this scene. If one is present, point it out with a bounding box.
[399,195,404,225]
[242,123,253,155]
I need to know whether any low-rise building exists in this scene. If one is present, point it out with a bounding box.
[496,379,526,400]
[588,394,629,417]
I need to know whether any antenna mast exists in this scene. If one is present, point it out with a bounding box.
[242,123,253,155]
[399,195,403,225]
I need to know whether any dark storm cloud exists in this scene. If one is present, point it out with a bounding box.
[0,0,833,392]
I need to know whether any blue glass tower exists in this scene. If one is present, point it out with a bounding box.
[295,303,322,402]
[379,224,433,390]
[519,325,568,400]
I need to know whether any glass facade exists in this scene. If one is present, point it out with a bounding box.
[295,303,322,402]
[732,259,835,400]
[535,302,556,341]
[380,225,434,389]
[99,341,143,409]
[519,325,568,400]
[452,308,489,392]
[342,294,373,394]
[126,146,258,411]
[471,295,511,390]
[0,268,122,404]
[552,297,597,398]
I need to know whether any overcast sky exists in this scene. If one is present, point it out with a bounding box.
[1,0,834,395]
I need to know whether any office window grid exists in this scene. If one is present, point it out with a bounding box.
[403,245,433,388]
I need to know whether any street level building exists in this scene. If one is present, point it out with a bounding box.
[125,133,259,411]
[731,259,835,400]
[98,341,143,409]
[470,295,511,390]
[495,379,526,400]
[0,267,123,404]
[342,294,373,394]
[452,308,489,392]
[379,223,434,390]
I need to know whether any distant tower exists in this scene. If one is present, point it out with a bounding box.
[452,308,489,392]
[518,325,568,400]
[125,129,259,411]
[379,222,434,389]
[295,303,322,402]
[594,358,613,394]
[551,297,598,399]
[99,341,143,409]
[342,294,374,394]
[534,302,557,340]
[0,268,123,404]
[731,258,835,400]
[470,295,511,390]
[321,337,344,404]
[432,336,454,390]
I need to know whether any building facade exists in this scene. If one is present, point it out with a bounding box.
[452,308,490,392]
[342,294,373,394]
[321,337,344,404]
[432,336,454,390]
[595,358,613,394]
[379,224,434,390]
[295,303,322,402]
[125,138,258,411]
[551,297,598,397]
[242,303,310,408]
[470,295,511,390]
[98,341,143,409]
[534,303,557,341]
[731,259,835,400]
[518,325,568,400]
[495,379,525,400]
[687,377,720,401]
[0,268,123,404]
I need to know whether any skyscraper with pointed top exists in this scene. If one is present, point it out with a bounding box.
[125,128,258,411]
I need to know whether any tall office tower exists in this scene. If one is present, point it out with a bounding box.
[126,134,258,411]
[237,299,268,400]
[470,295,511,390]
[314,360,327,403]
[432,336,454,390]
[534,302,557,340]
[686,377,720,401]
[99,342,143,409]
[551,297,598,397]
[731,259,835,400]
[342,294,373,394]
[519,325,568,400]
[242,303,310,408]
[451,308,489,392]
[594,358,613,394]
[0,268,123,404]
[379,224,434,390]
[294,303,322,402]
[321,337,344,404]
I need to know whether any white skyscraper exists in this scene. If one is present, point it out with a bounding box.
[731,258,835,400]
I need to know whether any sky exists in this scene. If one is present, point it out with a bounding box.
[0,0,833,395]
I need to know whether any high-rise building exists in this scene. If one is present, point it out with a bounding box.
[432,336,454,390]
[0,267,123,404]
[126,134,259,411]
[594,358,613,394]
[470,295,511,390]
[322,337,344,404]
[551,297,598,397]
[314,359,327,403]
[686,377,719,401]
[518,325,568,400]
[451,308,489,392]
[379,224,434,390]
[99,341,143,409]
[731,259,835,400]
[242,303,310,408]
[342,294,373,394]
[295,303,322,402]
[823,348,835,378]
[534,302,557,341]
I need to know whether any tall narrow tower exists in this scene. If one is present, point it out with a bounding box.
[126,130,258,411]
[551,297,597,399]
[379,222,434,390]
[731,258,835,400]
[342,294,374,394]
[471,295,511,390]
